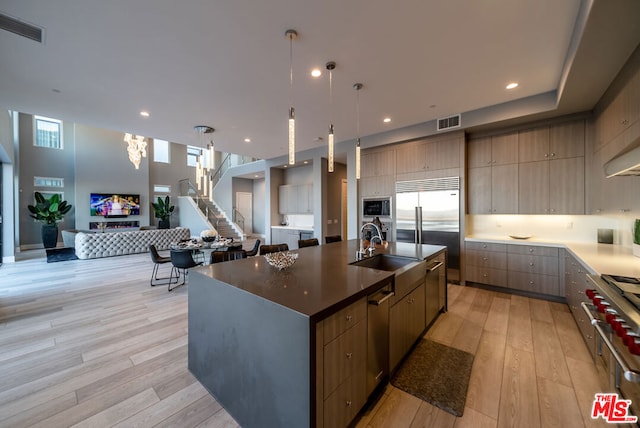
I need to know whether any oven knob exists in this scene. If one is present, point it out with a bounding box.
[605,309,618,323]
[629,339,640,356]
[623,332,640,346]
[616,323,631,337]
[596,302,610,313]
[586,289,596,299]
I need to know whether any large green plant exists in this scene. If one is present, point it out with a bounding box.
[152,195,175,221]
[634,219,640,245]
[27,192,72,225]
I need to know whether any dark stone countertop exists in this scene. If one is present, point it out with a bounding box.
[193,240,446,321]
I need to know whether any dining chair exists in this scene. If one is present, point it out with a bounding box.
[210,249,248,264]
[298,238,319,248]
[259,243,289,255]
[325,235,342,244]
[169,249,203,291]
[149,244,178,287]
[245,239,261,257]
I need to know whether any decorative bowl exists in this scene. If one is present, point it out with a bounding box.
[264,251,298,270]
[202,236,217,243]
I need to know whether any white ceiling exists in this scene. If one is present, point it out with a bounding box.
[1,0,639,162]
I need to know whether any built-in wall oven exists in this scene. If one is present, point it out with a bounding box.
[583,274,640,424]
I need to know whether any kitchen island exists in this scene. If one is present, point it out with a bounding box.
[188,239,446,428]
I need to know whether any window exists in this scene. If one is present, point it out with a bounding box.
[187,146,201,167]
[153,139,170,163]
[34,116,62,149]
[34,176,64,188]
[153,184,171,193]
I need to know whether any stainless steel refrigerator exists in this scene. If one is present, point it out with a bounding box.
[395,177,460,280]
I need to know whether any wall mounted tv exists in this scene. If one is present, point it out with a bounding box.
[90,193,140,217]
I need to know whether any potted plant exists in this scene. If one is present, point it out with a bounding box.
[633,219,640,257]
[27,192,73,248]
[152,195,175,229]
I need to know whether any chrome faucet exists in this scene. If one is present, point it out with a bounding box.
[357,222,383,260]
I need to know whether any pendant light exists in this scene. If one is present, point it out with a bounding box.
[353,83,363,180]
[194,125,214,193]
[326,61,336,173]
[285,29,297,165]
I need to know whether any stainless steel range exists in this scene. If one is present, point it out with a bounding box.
[585,274,640,424]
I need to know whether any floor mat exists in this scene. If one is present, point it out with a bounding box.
[391,338,474,417]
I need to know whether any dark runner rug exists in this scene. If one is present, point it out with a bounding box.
[46,247,78,263]
[391,338,474,417]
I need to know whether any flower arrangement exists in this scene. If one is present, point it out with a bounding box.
[200,229,218,242]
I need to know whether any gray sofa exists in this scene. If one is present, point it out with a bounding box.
[74,227,190,259]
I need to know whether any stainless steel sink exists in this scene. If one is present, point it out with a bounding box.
[350,254,418,272]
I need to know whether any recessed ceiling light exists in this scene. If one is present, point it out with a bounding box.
[244,138,251,143]
[506,82,518,90]
[383,117,391,123]
[311,68,322,77]
[140,111,150,117]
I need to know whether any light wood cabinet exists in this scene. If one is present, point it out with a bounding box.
[468,132,518,214]
[396,137,460,174]
[465,242,508,287]
[518,127,550,162]
[465,241,563,298]
[361,150,395,177]
[564,250,595,355]
[390,283,426,372]
[518,157,584,214]
[320,298,367,428]
[359,175,395,197]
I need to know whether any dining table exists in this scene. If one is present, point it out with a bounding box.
[170,239,242,265]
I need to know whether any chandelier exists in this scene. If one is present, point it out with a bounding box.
[285,29,297,165]
[353,83,363,180]
[123,133,147,169]
[326,61,336,173]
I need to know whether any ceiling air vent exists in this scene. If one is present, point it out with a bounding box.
[437,114,461,131]
[0,12,44,43]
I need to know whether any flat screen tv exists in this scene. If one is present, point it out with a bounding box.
[90,193,140,217]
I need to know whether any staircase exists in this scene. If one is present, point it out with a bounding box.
[179,179,243,241]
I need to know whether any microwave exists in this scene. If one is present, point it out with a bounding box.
[362,198,392,217]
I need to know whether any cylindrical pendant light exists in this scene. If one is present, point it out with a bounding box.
[286,29,298,165]
[354,83,363,180]
[326,61,336,173]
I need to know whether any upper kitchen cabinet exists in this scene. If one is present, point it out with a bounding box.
[518,120,585,214]
[519,121,585,162]
[468,163,518,214]
[361,148,395,197]
[396,136,460,174]
[468,132,518,168]
[278,183,313,214]
[361,150,395,177]
[467,133,518,214]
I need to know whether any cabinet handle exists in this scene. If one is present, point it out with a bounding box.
[529,281,535,285]
[346,352,353,359]
[551,153,556,157]
[528,248,534,252]
[482,257,488,261]
[529,262,534,266]
[345,315,352,321]
[482,244,487,248]
[346,401,352,407]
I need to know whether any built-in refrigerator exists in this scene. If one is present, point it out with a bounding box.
[395,177,460,281]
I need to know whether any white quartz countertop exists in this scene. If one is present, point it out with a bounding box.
[465,235,640,278]
[271,225,314,231]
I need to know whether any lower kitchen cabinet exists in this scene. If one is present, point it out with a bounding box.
[389,283,425,372]
[316,297,368,427]
[564,250,595,355]
[465,241,563,298]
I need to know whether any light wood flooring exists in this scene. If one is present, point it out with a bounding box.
[0,250,608,427]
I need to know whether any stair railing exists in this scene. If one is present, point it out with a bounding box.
[233,208,245,232]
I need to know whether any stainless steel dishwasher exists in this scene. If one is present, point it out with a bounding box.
[367,284,394,396]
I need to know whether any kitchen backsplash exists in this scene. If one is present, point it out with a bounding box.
[281,214,314,228]
[467,214,640,247]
